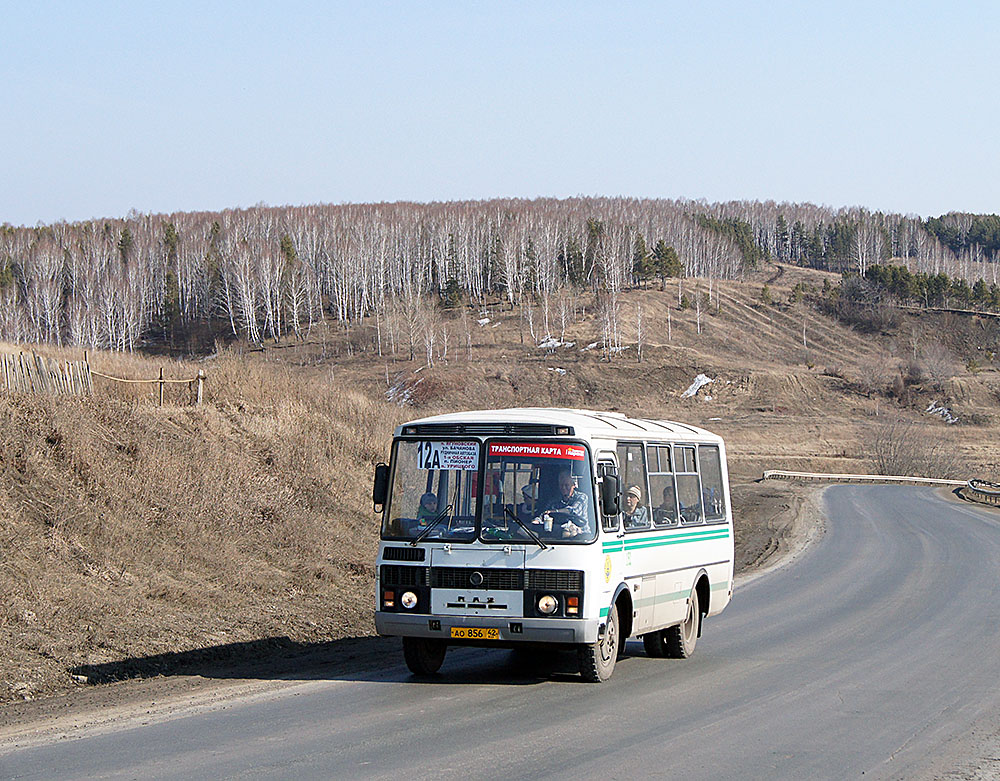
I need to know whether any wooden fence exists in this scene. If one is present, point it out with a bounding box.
[0,352,93,396]
[1,350,205,405]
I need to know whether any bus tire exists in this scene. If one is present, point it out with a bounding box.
[664,588,699,658]
[642,631,667,658]
[402,637,447,675]
[578,603,619,682]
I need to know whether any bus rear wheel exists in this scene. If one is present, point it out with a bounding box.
[642,630,667,658]
[663,588,700,658]
[402,637,447,675]
[578,603,619,682]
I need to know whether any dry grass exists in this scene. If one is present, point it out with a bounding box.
[0,348,407,702]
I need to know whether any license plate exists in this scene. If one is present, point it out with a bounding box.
[450,626,500,640]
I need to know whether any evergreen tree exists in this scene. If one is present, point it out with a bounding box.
[118,227,134,264]
[559,236,585,284]
[632,233,652,286]
[775,215,789,262]
[651,240,682,288]
[972,278,989,307]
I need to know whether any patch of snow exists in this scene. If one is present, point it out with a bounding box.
[477,317,490,326]
[386,374,423,406]
[926,401,959,424]
[538,336,576,350]
[682,373,714,398]
[548,367,568,375]
[580,342,599,352]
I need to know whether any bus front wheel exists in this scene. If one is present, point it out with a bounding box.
[578,603,619,682]
[402,637,447,675]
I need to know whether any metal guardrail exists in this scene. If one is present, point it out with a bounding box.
[966,479,1000,505]
[763,470,1000,507]
[761,470,966,487]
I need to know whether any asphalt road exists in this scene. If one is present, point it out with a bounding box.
[4,485,1000,780]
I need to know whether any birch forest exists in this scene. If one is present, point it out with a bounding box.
[1,197,997,352]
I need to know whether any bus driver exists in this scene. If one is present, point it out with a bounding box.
[534,469,591,538]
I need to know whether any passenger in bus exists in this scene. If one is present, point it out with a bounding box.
[654,484,678,526]
[516,482,537,522]
[416,492,438,524]
[534,469,591,538]
[624,485,650,530]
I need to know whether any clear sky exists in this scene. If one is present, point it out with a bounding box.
[3,1,998,226]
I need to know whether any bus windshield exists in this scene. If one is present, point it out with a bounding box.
[481,441,596,544]
[383,440,480,542]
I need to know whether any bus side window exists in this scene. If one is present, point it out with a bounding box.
[649,442,678,528]
[617,443,649,533]
[699,445,727,522]
[674,445,703,525]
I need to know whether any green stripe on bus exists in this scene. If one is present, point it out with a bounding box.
[623,533,729,552]
[629,582,730,610]
[603,528,730,553]
[624,529,730,545]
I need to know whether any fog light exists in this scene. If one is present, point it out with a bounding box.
[537,595,558,615]
[401,591,418,609]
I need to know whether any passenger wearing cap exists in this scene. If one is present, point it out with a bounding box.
[416,491,438,524]
[624,485,650,530]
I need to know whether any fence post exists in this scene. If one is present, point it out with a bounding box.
[158,367,164,407]
[197,369,205,405]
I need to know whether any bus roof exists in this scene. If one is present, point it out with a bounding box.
[395,408,723,443]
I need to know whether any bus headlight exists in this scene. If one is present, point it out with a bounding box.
[401,591,418,609]
[537,595,558,615]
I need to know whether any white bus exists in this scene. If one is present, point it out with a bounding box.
[372,408,734,682]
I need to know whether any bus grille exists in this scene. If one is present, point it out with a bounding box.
[382,547,426,562]
[525,569,584,591]
[380,565,428,587]
[431,567,525,590]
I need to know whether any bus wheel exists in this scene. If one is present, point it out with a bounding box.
[402,637,447,675]
[642,631,667,658]
[664,588,699,658]
[578,603,619,682]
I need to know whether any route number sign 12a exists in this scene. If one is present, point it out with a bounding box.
[416,441,480,471]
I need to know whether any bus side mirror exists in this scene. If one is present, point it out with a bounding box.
[601,473,621,516]
[373,463,389,512]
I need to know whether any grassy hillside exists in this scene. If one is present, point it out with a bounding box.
[3,264,998,702]
[1,350,405,702]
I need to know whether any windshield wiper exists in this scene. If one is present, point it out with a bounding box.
[501,505,548,550]
[410,504,454,546]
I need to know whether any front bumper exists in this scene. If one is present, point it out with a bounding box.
[376,611,600,644]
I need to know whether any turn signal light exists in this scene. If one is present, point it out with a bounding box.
[383,590,395,608]
[566,596,579,615]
